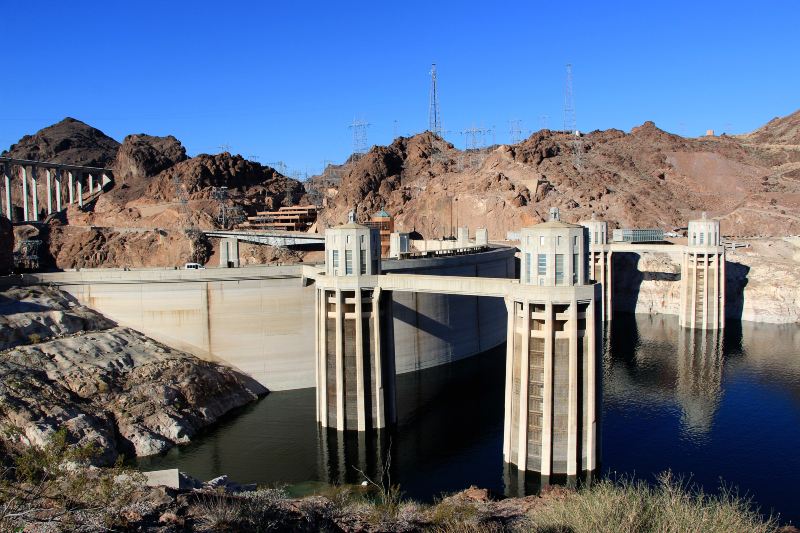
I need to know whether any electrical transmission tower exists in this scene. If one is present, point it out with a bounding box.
[269,161,288,175]
[539,115,550,131]
[563,63,583,171]
[212,186,245,229]
[172,173,190,227]
[461,125,490,150]
[349,118,370,158]
[509,119,524,144]
[429,63,442,137]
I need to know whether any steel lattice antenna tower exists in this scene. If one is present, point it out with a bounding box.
[429,63,442,137]
[349,118,370,157]
[564,64,576,134]
[563,63,583,171]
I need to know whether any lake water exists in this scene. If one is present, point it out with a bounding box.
[136,313,800,524]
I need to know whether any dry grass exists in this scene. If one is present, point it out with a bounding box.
[521,472,779,533]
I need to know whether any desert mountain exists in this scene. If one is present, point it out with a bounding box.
[2,117,120,167]
[313,112,800,238]
[5,109,800,269]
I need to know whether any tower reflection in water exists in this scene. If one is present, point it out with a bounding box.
[676,327,723,439]
[605,314,730,445]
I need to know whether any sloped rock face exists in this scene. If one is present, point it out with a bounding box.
[1,117,119,167]
[0,286,114,350]
[113,134,188,184]
[0,286,267,463]
[743,109,800,145]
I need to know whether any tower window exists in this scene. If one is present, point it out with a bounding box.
[537,254,547,276]
[345,250,353,275]
[555,254,564,285]
[526,253,532,283]
[332,250,339,275]
[573,253,578,283]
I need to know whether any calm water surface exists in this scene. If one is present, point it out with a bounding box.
[136,314,800,524]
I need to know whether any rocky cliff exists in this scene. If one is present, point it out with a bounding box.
[314,112,800,239]
[611,238,800,324]
[0,285,266,463]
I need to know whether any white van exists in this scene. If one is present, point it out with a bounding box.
[184,262,205,270]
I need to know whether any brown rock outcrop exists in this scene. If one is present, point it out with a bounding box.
[113,133,188,184]
[146,152,303,207]
[2,117,119,167]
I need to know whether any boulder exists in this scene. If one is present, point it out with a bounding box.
[114,134,188,183]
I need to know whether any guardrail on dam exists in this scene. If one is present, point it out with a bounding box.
[14,247,516,392]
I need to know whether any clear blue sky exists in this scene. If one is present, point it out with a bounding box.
[2,0,798,176]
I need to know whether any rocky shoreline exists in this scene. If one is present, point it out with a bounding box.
[0,285,266,464]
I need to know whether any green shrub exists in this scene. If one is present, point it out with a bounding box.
[0,427,145,530]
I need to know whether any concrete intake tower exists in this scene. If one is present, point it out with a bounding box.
[314,208,602,477]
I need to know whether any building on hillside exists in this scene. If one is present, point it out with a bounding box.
[239,205,318,231]
[364,209,394,256]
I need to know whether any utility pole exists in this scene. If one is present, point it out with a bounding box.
[429,63,442,136]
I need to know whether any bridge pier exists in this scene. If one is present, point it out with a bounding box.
[30,167,39,221]
[680,215,725,330]
[55,169,62,212]
[0,158,114,221]
[3,164,12,220]
[45,169,52,215]
[21,166,28,221]
[219,237,240,267]
[68,170,74,204]
[77,173,84,208]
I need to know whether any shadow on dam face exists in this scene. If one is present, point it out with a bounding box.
[317,343,509,500]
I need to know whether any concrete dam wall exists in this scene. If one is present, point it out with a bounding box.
[51,247,516,391]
